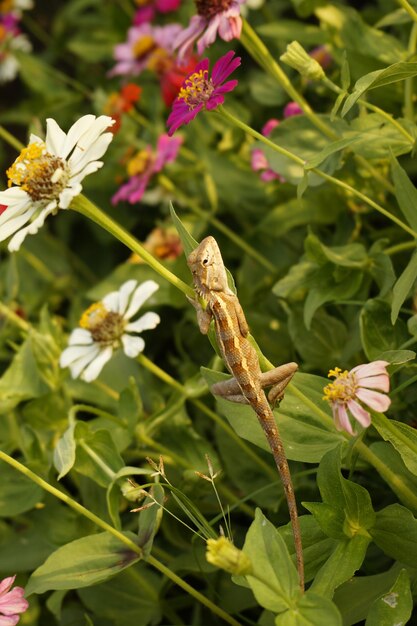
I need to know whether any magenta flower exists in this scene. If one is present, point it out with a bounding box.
[0,576,29,626]
[323,361,391,435]
[134,0,181,25]
[175,0,244,61]
[112,134,182,204]
[283,101,303,118]
[110,23,183,77]
[167,50,240,136]
[251,118,283,182]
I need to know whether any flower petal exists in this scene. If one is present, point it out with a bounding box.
[211,50,241,85]
[117,280,139,315]
[121,334,145,358]
[125,312,160,333]
[355,388,391,413]
[101,291,120,313]
[358,374,390,392]
[0,586,28,615]
[351,361,389,378]
[81,346,113,382]
[45,118,67,156]
[67,328,93,345]
[333,403,354,435]
[68,346,101,379]
[124,280,159,320]
[59,344,97,369]
[0,577,15,597]
[347,399,372,428]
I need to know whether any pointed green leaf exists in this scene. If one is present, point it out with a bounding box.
[365,569,412,626]
[391,157,417,233]
[276,591,342,625]
[371,504,417,567]
[371,414,417,476]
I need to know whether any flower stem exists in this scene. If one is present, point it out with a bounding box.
[397,0,417,22]
[137,353,278,482]
[70,195,194,298]
[0,302,30,332]
[0,125,24,151]
[217,107,417,240]
[0,450,242,626]
[405,22,417,120]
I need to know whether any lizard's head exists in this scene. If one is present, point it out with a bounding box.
[187,236,228,295]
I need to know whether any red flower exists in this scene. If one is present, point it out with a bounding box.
[160,55,198,106]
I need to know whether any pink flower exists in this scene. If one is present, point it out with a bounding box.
[134,0,181,25]
[283,101,303,118]
[251,118,283,182]
[0,576,29,626]
[309,45,332,70]
[167,50,240,136]
[110,23,183,77]
[112,134,182,204]
[323,361,391,435]
[175,0,244,62]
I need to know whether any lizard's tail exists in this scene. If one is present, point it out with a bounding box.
[254,398,305,592]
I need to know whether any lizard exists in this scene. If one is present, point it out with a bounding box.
[187,235,304,592]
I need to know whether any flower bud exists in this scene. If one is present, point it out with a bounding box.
[206,537,252,575]
[280,41,325,81]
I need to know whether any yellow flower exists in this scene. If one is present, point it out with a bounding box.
[206,537,252,576]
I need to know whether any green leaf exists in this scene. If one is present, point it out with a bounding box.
[369,442,417,513]
[75,426,125,487]
[54,419,77,480]
[360,300,409,361]
[169,202,199,258]
[391,156,417,233]
[304,267,363,328]
[391,251,417,323]
[310,536,370,598]
[26,531,141,595]
[371,414,417,476]
[106,466,154,530]
[371,504,417,567]
[202,368,344,463]
[137,484,164,557]
[0,460,43,517]
[305,233,368,268]
[365,569,412,626]
[304,135,363,170]
[258,20,326,45]
[242,509,299,612]
[275,591,342,625]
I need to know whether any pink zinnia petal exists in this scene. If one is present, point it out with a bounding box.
[211,50,241,84]
[0,615,20,626]
[218,14,242,40]
[0,587,28,615]
[356,388,391,413]
[333,404,354,435]
[358,374,390,392]
[0,578,14,597]
[347,399,371,428]
[262,119,279,137]
[351,360,390,377]
[197,14,221,54]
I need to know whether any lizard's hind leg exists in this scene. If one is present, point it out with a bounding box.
[211,378,250,404]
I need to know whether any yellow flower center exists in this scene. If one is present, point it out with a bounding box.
[178,69,213,109]
[7,142,70,202]
[323,367,358,404]
[133,35,156,59]
[127,149,152,177]
[79,302,126,344]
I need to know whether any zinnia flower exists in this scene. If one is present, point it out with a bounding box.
[0,115,115,252]
[60,279,161,382]
[0,13,31,83]
[0,0,33,17]
[175,0,244,61]
[133,0,181,25]
[112,133,182,204]
[167,50,240,136]
[0,575,29,626]
[110,23,183,77]
[103,83,142,133]
[251,118,283,182]
[323,360,391,435]
[129,226,183,262]
[283,101,303,118]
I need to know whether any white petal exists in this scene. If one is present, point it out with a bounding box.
[45,118,67,156]
[58,115,96,159]
[60,344,95,368]
[124,280,159,320]
[0,186,30,203]
[8,202,57,251]
[101,291,120,313]
[67,328,93,345]
[81,346,113,382]
[69,346,101,379]
[117,280,139,315]
[68,134,113,175]
[58,184,82,209]
[29,133,43,144]
[67,117,114,167]
[69,161,104,185]
[125,312,160,333]
[0,204,36,241]
[121,334,145,358]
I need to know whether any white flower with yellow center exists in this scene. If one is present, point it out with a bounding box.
[0,114,115,251]
[60,279,161,382]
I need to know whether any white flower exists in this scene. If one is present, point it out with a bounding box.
[0,32,32,83]
[60,279,161,382]
[0,114,115,251]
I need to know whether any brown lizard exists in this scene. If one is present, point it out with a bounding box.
[187,236,304,591]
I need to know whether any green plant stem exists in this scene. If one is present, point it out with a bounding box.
[0,302,30,332]
[385,240,416,255]
[0,450,242,626]
[397,0,417,22]
[158,175,277,274]
[241,20,396,193]
[405,22,417,119]
[0,125,24,151]
[137,353,278,482]
[289,382,417,512]
[70,195,193,298]
[217,106,417,240]
[373,411,417,457]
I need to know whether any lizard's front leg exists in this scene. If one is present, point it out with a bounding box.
[187,296,212,335]
[211,362,298,405]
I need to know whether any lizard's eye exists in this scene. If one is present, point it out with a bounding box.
[202,257,209,266]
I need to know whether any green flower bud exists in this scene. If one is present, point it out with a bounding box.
[280,41,325,81]
[206,537,252,576]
